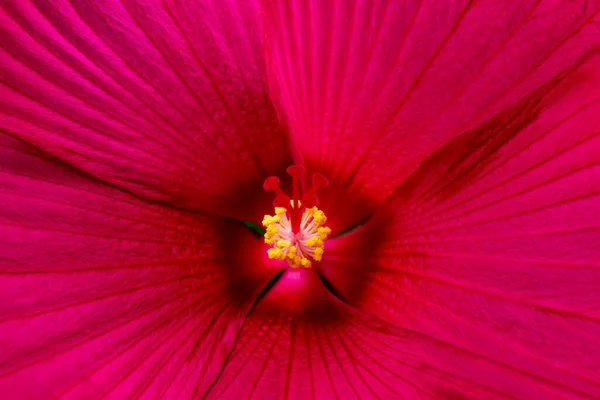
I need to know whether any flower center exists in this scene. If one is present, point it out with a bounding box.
[262,166,331,268]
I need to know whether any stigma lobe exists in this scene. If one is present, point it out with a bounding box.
[263,165,329,233]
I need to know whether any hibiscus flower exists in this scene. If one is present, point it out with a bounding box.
[1,0,599,398]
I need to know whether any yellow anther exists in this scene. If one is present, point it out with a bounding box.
[305,236,323,248]
[263,204,331,268]
[267,247,286,260]
[318,226,331,240]
[262,215,280,227]
[313,247,324,261]
[277,240,291,248]
[275,207,286,215]
[292,256,302,268]
[312,210,326,224]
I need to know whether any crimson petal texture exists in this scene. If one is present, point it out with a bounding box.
[321,55,600,397]
[263,0,600,230]
[205,268,592,399]
[0,134,279,399]
[0,0,291,220]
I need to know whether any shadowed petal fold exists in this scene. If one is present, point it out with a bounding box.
[263,0,600,229]
[0,0,291,220]
[205,269,593,399]
[0,134,278,399]
[321,55,600,397]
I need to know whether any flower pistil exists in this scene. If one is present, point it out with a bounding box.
[262,166,331,268]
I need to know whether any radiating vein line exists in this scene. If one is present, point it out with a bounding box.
[0,71,196,176]
[400,187,600,239]
[332,328,384,400]
[338,0,475,193]
[245,317,286,399]
[202,317,279,399]
[23,0,216,159]
[57,295,206,399]
[0,191,211,235]
[313,323,341,400]
[0,270,225,323]
[67,1,238,165]
[323,326,360,398]
[363,277,600,387]
[409,104,600,225]
[331,257,600,321]
[1,6,203,169]
[0,286,217,378]
[349,327,523,400]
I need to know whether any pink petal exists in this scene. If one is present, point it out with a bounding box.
[263,0,600,229]
[205,268,589,399]
[321,54,600,396]
[0,0,291,220]
[0,134,279,399]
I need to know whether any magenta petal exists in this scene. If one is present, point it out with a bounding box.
[205,269,587,399]
[0,0,291,220]
[0,134,278,399]
[321,55,600,396]
[263,0,600,227]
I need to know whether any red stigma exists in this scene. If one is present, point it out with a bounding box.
[263,176,290,208]
[264,166,328,233]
